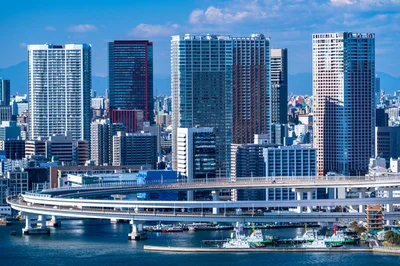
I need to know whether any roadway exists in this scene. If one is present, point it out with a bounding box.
[8,195,368,223]
[40,175,400,198]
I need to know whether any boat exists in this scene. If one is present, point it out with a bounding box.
[293,230,316,243]
[222,229,250,249]
[161,226,183,233]
[194,223,234,231]
[329,243,343,248]
[246,224,279,247]
[0,219,12,226]
[325,231,359,245]
[301,238,327,248]
[324,224,359,245]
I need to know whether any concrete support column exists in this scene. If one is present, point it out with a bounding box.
[22,214,50,235]
[187,191,194,201]
[38,215,47,229]
[233,221,243,232]
[296,192,302,213]
[306,191,312,213]
[212,191,220,214]
[359,190,365,213]
[129,220,147,240]
[47,216,61,227]
[386,190,393,212]
[24,214,32,230]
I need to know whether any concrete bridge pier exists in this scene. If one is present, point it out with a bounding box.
[293,189,314,213]
[306,191,312,213]
[296,191,302,213]
[358,189,366,213]
[47,215,61,227]
[22,214,50,235]
[128,220,147,240]
[385,189,394,225]
[212,191,220,214]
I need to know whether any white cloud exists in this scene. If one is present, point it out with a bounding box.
[129,23,179,37]
[330,0,355,6]
[189,4,270,24]
[19,43,27,48]
[189,9,204,24]
[45,26,56,31]
[330,0,400,7]
[68,24,97,33]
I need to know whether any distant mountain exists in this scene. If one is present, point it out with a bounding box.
[0,62,398,97]
[377,72,400,94]
[0,61,28,96]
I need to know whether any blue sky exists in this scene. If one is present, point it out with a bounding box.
[1,0,400,77]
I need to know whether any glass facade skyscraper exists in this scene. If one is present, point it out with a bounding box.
[28,44,91,142]
[270,48,288,125]
[232,34,271,144]
[108,40,154,123]
[312,32,375,176]
[0,79,10,106]
[171,34,232,177]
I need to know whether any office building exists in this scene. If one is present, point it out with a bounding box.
[177,127,216,181]
[271,48,288,125]
[177,127,216,200]
[0,121,21,140]
[0,139,25,159]
[232,34,271,144]
[264,145,317,201]
[171,34,232,177]
[109,108,144,133]
[312,32,375,176]
[112,132,157,168]
[375,126,400,166]
[0,106,11,123]
[108,40,153,123]
[25,132,88,166]
[376,105,388,127]
[143,123,161,154]
[28,44,91,141]
[231,141,278,201]
[0,79,10,106]
[375,75,381,106]
[90,119,126,166]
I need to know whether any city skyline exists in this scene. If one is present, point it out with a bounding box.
[0,0,399,80]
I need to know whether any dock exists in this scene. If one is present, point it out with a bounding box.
[144,245,372,253]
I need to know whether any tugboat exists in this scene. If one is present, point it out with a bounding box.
[294,225,317,243]
[324,224,359,246]
[222,229,250,249]
[246,224,279,247]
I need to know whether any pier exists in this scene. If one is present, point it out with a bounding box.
[144,245,372,253]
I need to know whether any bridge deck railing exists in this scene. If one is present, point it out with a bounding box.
[40,174,400,194]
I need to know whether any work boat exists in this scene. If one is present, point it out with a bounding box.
[294,229,316,243]
[300,229,327,248]
[325,224,359,245]
[246,227,279,247]
[301,238,327,248]
[222,229,250,249]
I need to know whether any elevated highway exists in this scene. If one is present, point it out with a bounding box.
[8,175,400,239]
[41,175,400,198]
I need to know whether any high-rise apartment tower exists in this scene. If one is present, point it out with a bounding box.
[171,34,232,176]
[312,32,375,176]
[28,44,91,141]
